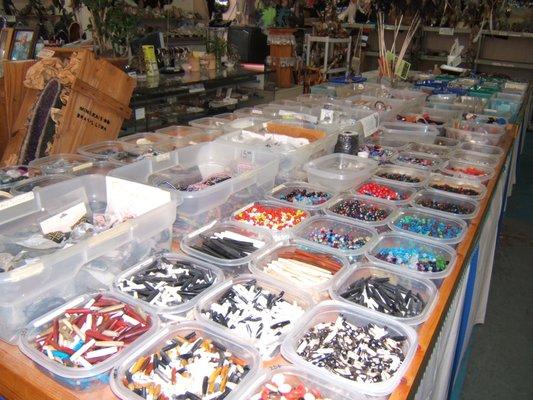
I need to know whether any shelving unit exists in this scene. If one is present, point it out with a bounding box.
[305,35,351,75]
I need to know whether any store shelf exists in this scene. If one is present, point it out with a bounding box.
[481,29,533,38]
[307,35,351,43]
[420,54,447,62]
[343,22,410,31]
[422,26,472,34]
[475,58,533,70]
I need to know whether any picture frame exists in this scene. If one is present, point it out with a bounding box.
[0,28,14,60]
[9,28,37,61]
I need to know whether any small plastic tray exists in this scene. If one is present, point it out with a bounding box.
[405,142,452,158]
[77,141,129,161]
[266,181,337,212]
[367,232,457,280]
[0,165,40,191]
[18,291,158,391]
[280,300,418,397]
[459,142,504,158]
[249,239,350,294]
[440,159,495,182]
[380,121,439,144]
[426,173,487,200]
[329,263,438,326]
[71,160,123,176]
[10,174,73,195]
[222,116,269,133]
[110,320,260,400]
[293,214,378,259]
[326,193,397,228]
[433,136,460,148]
[118,132,174,148]
[29,154,96,175]
[112,253,224,317]
[453,119,506,136]
[388,208,468,245]
[180,220,274,270]
[195,274,314,358]
[155,125,202,137]
[391,150,444,171]
[373,164,430,188]
[353,178,417,206]
[304,153,378,191]
[451,150,500,167]
[411,189,480,220]
[190,116,232,130]
[365,134,412,150]
[233,107,265,118]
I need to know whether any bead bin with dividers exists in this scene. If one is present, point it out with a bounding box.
[18,291,158,391]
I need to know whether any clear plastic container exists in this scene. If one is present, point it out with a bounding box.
[373,164,430,188]
[180,220,274,270]
[111,142,177,164]
[367,232,457,280]
[388,208,468,245]
[391,151,444,171]
[293,214,378,259]
[459,142,504,158]
[440,159,495,182]
[405,142,452,158]
[155,125,202,137]
[422,107,462,124]
[71,160,123,176]
[354,178,417,206]
[453,119,506,136]
[266,181,337,212]
[451,150,500,167]
[195,274,314,358]
[18,291,159,391]
[329,264,438,326]
[343,95,407,120]
[112,253,224,317]
[233,107,265,118]
[445,127,492,145]
[10,174,73,195]
[189,116,230,130]
[77,140,129,161]
[410,189,480,220]
[213,112,237,120]
[380,121,439,144]
[236,365,358,400]
[433,136,460,148]
[249,239,350,295]
[304,153,378,191]
[110,320,260,400]
[280,300,418,397]
[326,193,397,228]
[29,154,96,175]
[446,123,504,146]
[0,165,40,192]
[110,142,279,216]
[426,173,487,200]
[118,132,174,148]
[221,116,269,133]
[365,134,412,149]
[0,175,177,343]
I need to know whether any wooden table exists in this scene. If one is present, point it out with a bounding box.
[0,126,521,400]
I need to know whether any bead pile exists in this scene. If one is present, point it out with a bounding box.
[177,173,232,192]
[116,256,217,308]
[340,276,426,318]
[250,373,333,400]
[330,199,390,222]
[375,171,420,183]
[191,230,265,260]
[305,226,369,250]
[357,182,403,201]
[201,280,305,357]
[0,166,33,187]
[415,199,475,215]
[358,144,394,162]
[296,316,406,384]
[234,204,307,231]
[393,214,462,240]
[396,154,436,168]
[429,183,480,196]
[277,188,332,206]
[375,247,449,272]
[33,294,152,368]
[263,248,342,286]
[122,332,250,399]
[447,166,487,177]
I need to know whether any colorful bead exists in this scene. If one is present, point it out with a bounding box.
[306,227,369,250]
[235,204,307,231]
[447,166,487,176]
[358,144,394,162]
[376,171,420,183]
[330,199,390,222]
[430,183,480,196]
[357,182,403,201]
[396,154,436,167]
[278,188,332,206]
[393,214,462,240]
[375,247,449,272]
[250,373,332,400]
[416,199,474,215]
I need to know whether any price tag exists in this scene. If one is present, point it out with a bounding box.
[359,112,380,137]
[395,59,411,80]
[0,192,34,211]
[72,162,94,172]
[134,107,145,120]
[40,202,87,234]
[439,27,455,36]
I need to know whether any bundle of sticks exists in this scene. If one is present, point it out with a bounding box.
[377,12,421,81]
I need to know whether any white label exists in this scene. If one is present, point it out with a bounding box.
[439,27,455,36]
[0,192,35,211]
[155,153,170,162]
[359,112,380,137]
[320,108,335,123]
[37,48,55,59]
[40,202,87,234]
[134,108,145,120]
[72,162,94,172]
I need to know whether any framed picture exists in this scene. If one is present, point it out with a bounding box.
[9,29,37,61]
[0,28,14,60]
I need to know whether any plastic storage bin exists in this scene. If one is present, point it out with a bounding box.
[304,153,378,191]
[440,159,495,182]
[10,174,73,195]
[29,154,96,175]
[367,232,457,280]
[221,116,268,133]
[329,263,438,326]
[77,140,129,161]
[380,121,439,144]
[365,134,412,149]
[195,274,314,358]
[266,181,337,212]
[410,189,479,221]
[237,365,358,400]
[18,290,158,390]
[459,142,504,158]
[326,193,397,228]
[189,116,230,130]
[110,320,260,400]
[70,160,123,176]
[426,173,487,200]
[118,132,174,148]
[374,164,430,188]
[451,150,500,167]
[388,208,467,245]
[293,214,378,259]
[0,175,177,343]
[180,220,274,272]
[110,142,279,216]
[391,151,444,171]
[405,142,452,158]
[155,125,202,137]
[354,178,417,206]
[281,300,418,397]
[0,165,40,192]
[433,136,460,148]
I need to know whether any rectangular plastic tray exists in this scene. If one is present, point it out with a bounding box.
[353,178,417,207]
[405,142,452,158]
[0,175,177,343]
[77,141,129,161]
[10,174,73,195]
[459,142,504,158]
[380,121,439,144]
[304,153,378,191]
[450,150,500,167]
[325,193,397,228]
[266,181,337,212]
[29,154,96,175]
[391,150,444,172]
[70,160,123,177]
[329,263,438,326]
[221,116,269,133]
[373,164,430,188]
[156,125,226,144]
[433,136,460,148]
[110,142,279,216]
[280,300,418,397]
[440,159,495,182]
[189,116,230,131]
[410,189,480,220]
[426,173,487,201]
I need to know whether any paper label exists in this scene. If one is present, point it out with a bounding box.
[37,48,56,59]
[134,108,145,120]
[0,192,34,211]
[359,112,380,137]
[320,108,335,123]
[40,202,87,234]
[439,27,455,35]
[72,162,94,172]
[395,59,411,80]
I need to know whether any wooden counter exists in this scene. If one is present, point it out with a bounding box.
[0,124,521,400]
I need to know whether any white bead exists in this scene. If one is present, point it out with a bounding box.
[304,393,316,400]
[271,372,285,386]
[278,383,292,394]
